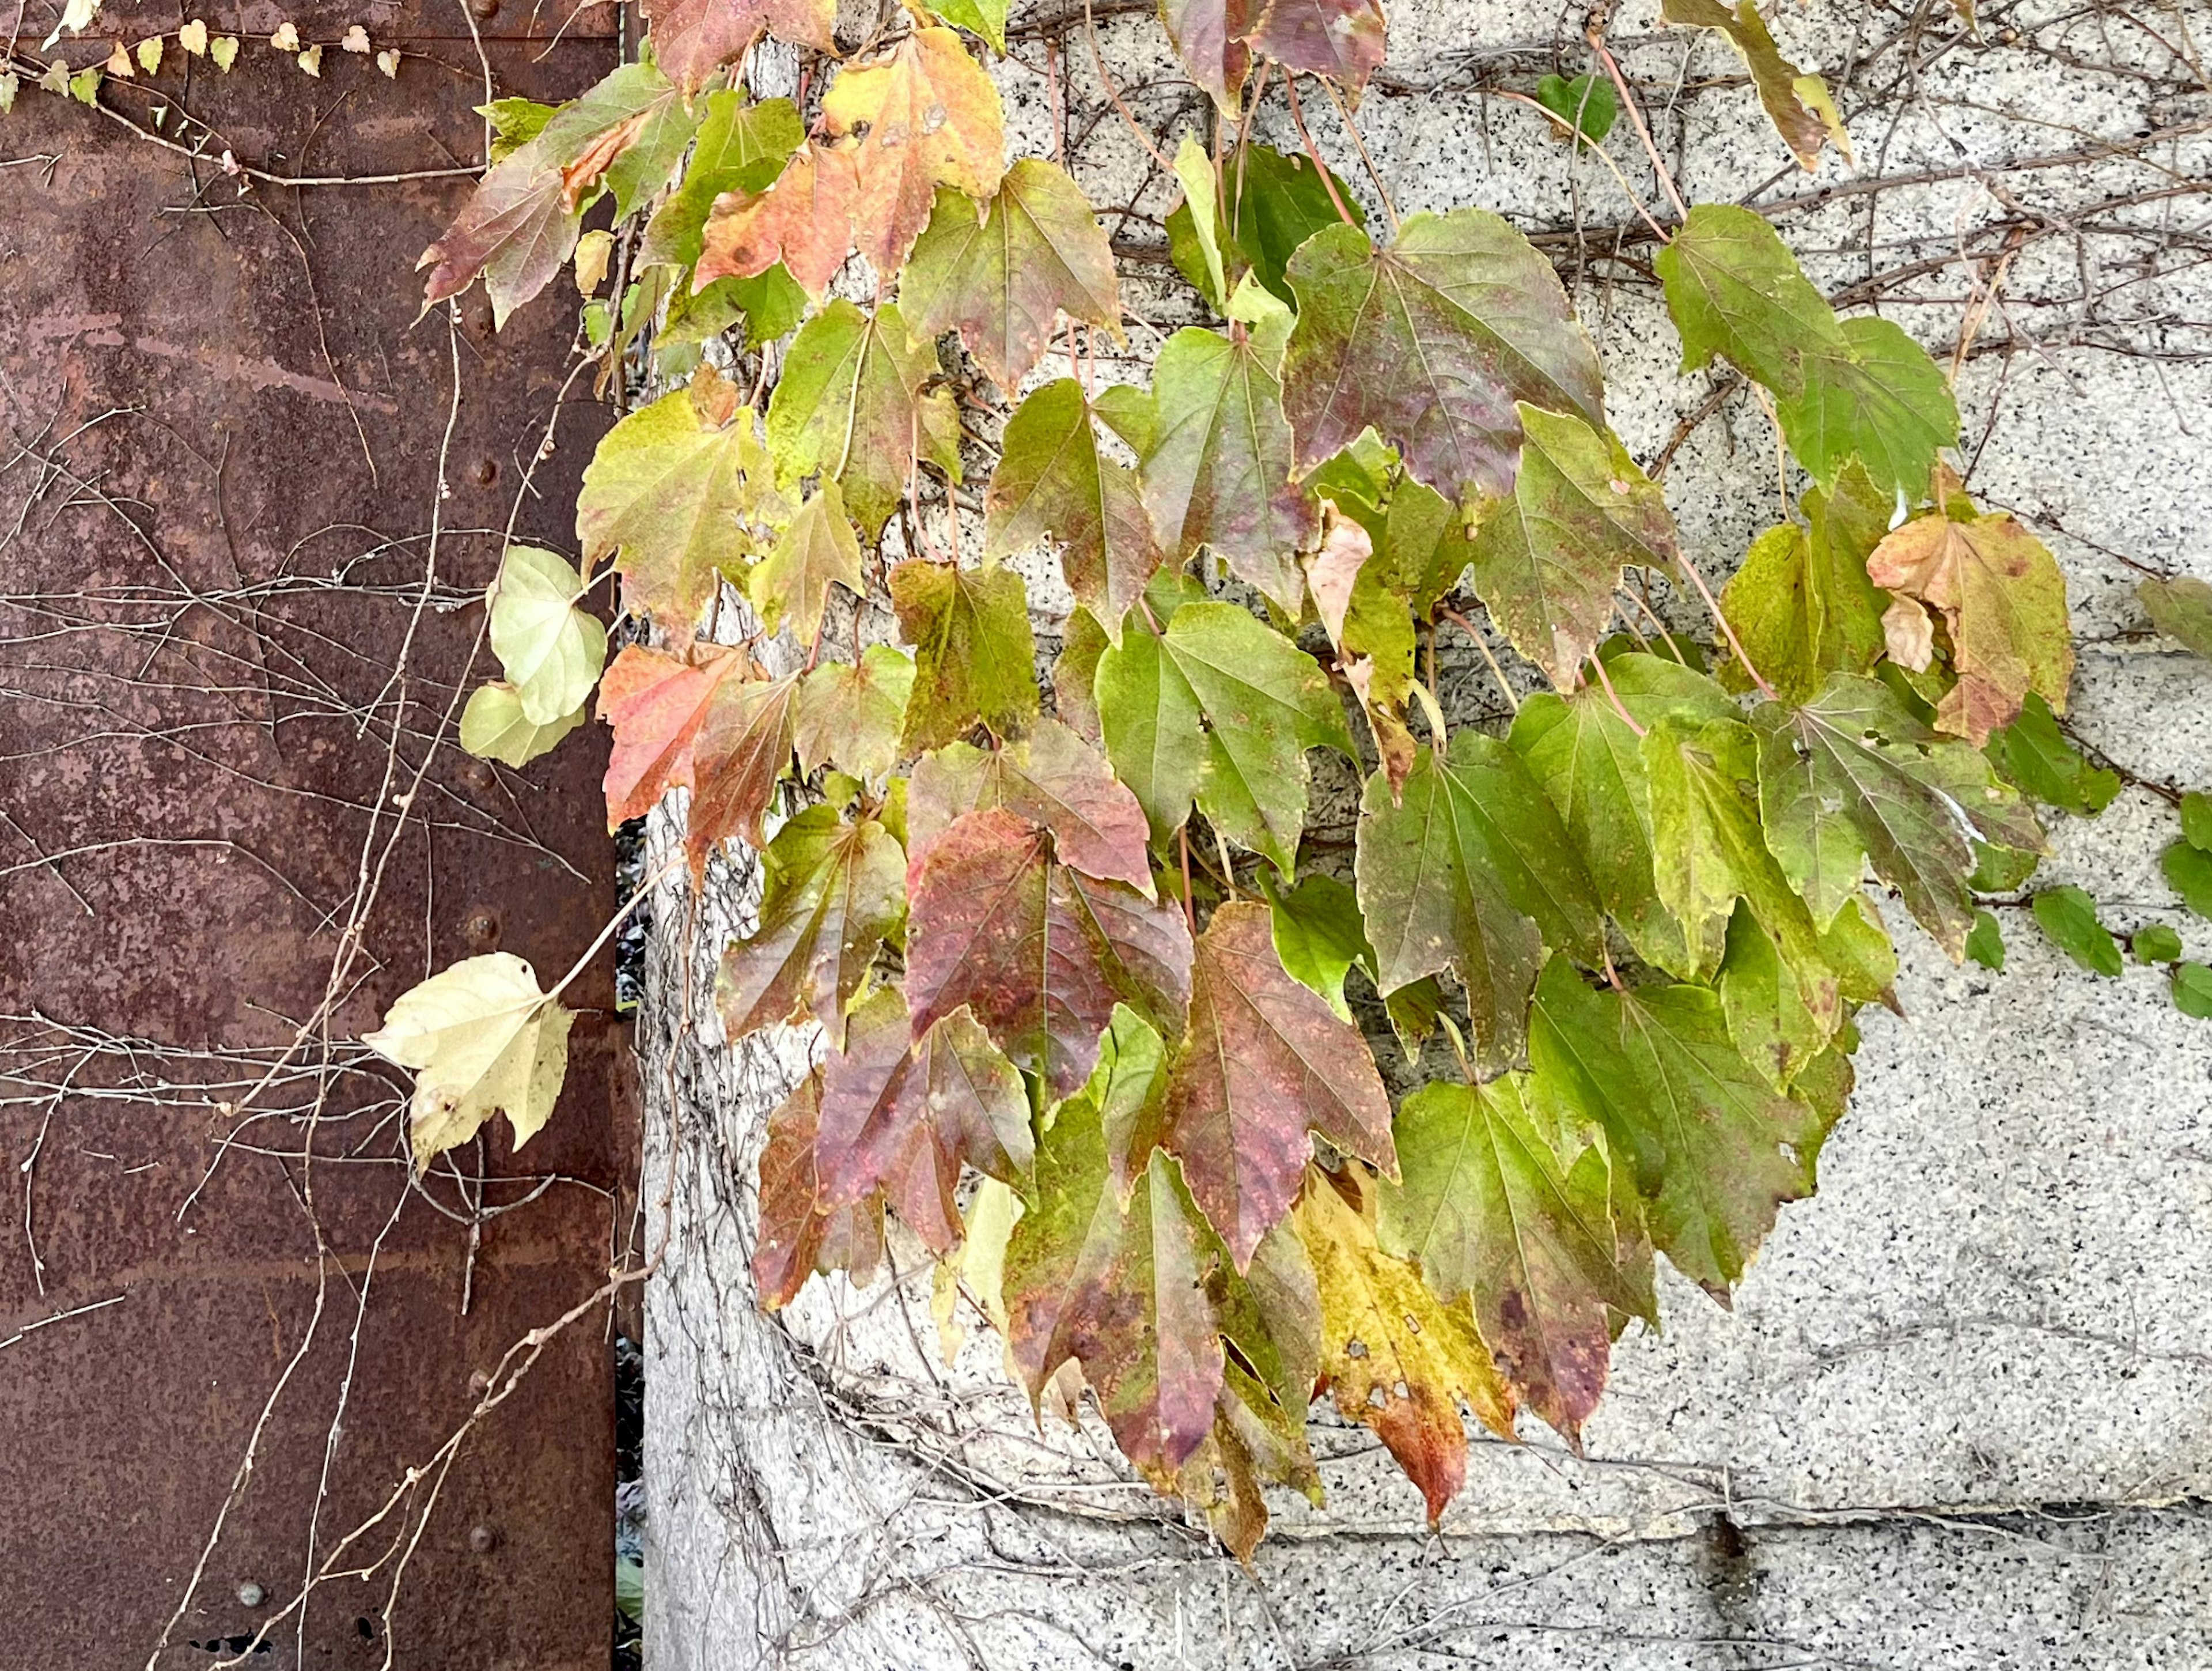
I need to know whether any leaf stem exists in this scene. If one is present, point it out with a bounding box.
[545,852,684,1007]
[1586,648,1645,737]
[1283,75,1358,227]
[1436,603,1519,713]
[1499,89,1672,245]
[1588,32,1689,225]
[1671,550,1776,699]
[1321,77,1400,235]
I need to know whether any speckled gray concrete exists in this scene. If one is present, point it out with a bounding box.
[643,0,2212,1663]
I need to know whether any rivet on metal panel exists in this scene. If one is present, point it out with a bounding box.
[236,1582,266,1608]
[467,0,500,18]
[469,1524,500,1554]
[471,458,499,487]
[462,907,501,950]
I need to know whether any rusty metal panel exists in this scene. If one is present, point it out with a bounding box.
[1,5,627,1664]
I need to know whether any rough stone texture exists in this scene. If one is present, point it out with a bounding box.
[644,0,2212,1662]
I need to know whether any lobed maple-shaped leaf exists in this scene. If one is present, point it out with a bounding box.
[1466,404,1678,687]
[1719,460,1890,704]
[767,300,962,540]
[594,641,751,827]
[1245,0,1385,90]
[821,27,1006,278]
[419,62,702,325]
[686,672,800,879]
[716,805,905,1048]
[695,141,859,300]
[903,808,1191,1095]
[986,379,1162,638]
[640,94,803,270]
[1661,0,1846,171]
[1642,713,1896,1019]
[1654,204,1840,398]
[1282,210,1604,514]
[363,952,574,1169]
[1094,596,1351,875]
[1161,0,1258,110]
[794,645,914,782]
[1751,672,2043,956]
[1509,651,1737,979]
[1864,481,2074,744]
[1142,312,1315,616]
[1355,731,1603,1066]
[1774,316,1959,497]
[890,559,1040,752]
[1004,1090,1241,1470]
[749,483,863,648]
[644,0,833,94]
[752,1071,887,1308]
[1718,906,1830,1093]
[813,988,1033,1253]
[1294,1165,1516,1523]
[1380,1073,1646,1446]
[902,161,1122,395]
[905,717,1153,891]
[1530,958,1825,1299]
[1158,901,1395,1270]
[579,370,787,625]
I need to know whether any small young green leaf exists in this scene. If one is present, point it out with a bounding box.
[2165,839,2212,920]
[460,682,584,768]
[1168,141,1363,307]
[2181,791,2212,853]
[1259,871,1371,1021]
[1532,73,1618,146]
[2030,885,2123,976]
[2174,961,2212,1019]
[1964,909,2005,970]
[930,0,1009,52]
[2132,923,2184,965]
[2140,574,2212,659]
[1984,691,2119,815]
[749,483,863,648]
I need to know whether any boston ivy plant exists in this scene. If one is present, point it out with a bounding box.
[323,0,2210,1555]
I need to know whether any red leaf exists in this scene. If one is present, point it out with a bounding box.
[686,671,799,878]
[595,641,749,829]
[904,808,1191,1097]
[644,0,834,94]
[906,717,1153,892]
[752,1071,887,1309]
[812,989,1032,1253]
[1246,0,1385,92]
[1161,901,1395,1269]
[695,141,857,300]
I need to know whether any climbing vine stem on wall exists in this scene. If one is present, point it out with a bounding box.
[25,0,2210,1555]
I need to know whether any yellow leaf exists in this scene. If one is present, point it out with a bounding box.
[210,34,238,69]
[376,47,399,77]
[821,25,1003,277]
[178,18,208,54]
[135,36,162,73]
[460,681,584,766]
[363,952,576,1169]
[271,20,300,51]
[574,228,614,295]
[298,43,323,75]
[342,23,370,51]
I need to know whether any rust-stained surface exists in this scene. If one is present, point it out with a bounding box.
[0,2,627,1664]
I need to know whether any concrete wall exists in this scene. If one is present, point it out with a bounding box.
[643,1,2212,1663]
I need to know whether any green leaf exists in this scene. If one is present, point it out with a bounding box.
[1380,1072,1644,1443]
[2166,839,2212,921]
[813,988,1033,1253]
[1169,141,1363,307]
[716,806,905,1048]
[1509,652,1736,978]
[1532,73,1618,146]
[1660,0,1846,171]
[460,682,584,767]
[903,808,1191,1095]
[902,161,1122,395]
[481,96,558,162]
[1964,909,2005,970]
[2141,574,2212,659]
[749,483,863,647]
[1719,460,1891,703]
[1984,691,2119,816]
[767,299,961,539]
[1528,958,1823,1299]
[987,379,1161,640]
[659,267,809,354]
[362,952,575,1169]
[1283,211,1604,513]
[1260,871,1371,1021]
[1752,672,2044,956]
[2030,885,2122,976]
[1355,732,1602,1066]
[1171,134,1229,310]
[890,559,1040,752]
[487,546,607,725]
[2181,791,2212,853]
[578,371,787,625]
[1160,901,1395,1269]
[2133,923,2184,965]
[1866,489,2075,744]
[639,92,804,270]
[796,645,915,782]
[1094,601,1350,874]
[931,0,1008,52]
[1718,906,1827,1091]
[1773,315,1959,497]
[2174,962,2212,1019]
[1465,403,1679,687]
[1141,322,1315,615]
[1654,204,1841,399]
[1052,604,1108,744]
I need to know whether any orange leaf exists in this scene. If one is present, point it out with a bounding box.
[695,141,857,300]
[594,641,750,829]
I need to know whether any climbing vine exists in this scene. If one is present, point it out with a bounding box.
[27,0,2205,1557]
